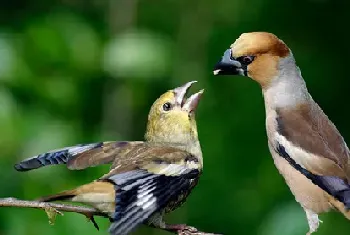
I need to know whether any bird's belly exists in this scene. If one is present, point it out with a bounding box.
[272,153,332,213]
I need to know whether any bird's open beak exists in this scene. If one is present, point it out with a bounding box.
[183,89,204,113]
[213,49,244,76]
[173,81,204,113]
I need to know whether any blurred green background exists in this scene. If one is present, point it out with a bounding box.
[0,0,349,235]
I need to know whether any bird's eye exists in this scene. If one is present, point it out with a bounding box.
[237,56,255,65]
[162,102,172,111]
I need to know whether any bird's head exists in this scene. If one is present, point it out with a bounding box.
[145,81,204,145]
[213,32,291,88]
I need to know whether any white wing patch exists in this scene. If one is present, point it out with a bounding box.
[275,132,337,174]
[144,161,200,176]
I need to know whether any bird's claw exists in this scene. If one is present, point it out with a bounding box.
[44,206,63,225]
[177,226,198,235]
[165,224,221,235]
[84,213,100,231]
[179,230,223,235]
[164,224,197,234]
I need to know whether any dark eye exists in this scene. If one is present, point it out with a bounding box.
[237,56,255,65]
[162,102,172,111]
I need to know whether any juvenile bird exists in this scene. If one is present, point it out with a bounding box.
[213,32,350,234]
[15,81,205,235]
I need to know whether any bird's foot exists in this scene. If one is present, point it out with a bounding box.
[304,208,320,235]
[44,206,63,225]
[165,224,198,234]
[164,224,222,235]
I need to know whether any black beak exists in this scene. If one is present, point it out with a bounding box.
[213,49,243,76]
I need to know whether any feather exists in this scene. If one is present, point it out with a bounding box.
[14,143,103,171]
[276,105,350,171]
[14,141,144,171]
[107,167,199,235]
[275,142,350,208]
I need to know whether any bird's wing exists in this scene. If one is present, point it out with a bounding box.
[17,141,202,235]
[274,103,350,207]
[99,147,201,235]
[275,103,350,176]
[14,141,144,171]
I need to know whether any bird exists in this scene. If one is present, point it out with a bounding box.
[213,32,350,234]
[14,81,205,235]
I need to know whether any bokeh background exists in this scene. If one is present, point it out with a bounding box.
[0,0,349,235]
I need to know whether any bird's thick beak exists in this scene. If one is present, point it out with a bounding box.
[173,81,204,112]
[213,49,243,76]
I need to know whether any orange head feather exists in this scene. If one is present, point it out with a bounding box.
[213,32,292,88]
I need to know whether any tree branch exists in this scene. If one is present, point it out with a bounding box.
[0,197,108,230]
[0,197,222,235]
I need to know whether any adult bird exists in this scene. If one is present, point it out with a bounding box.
[213,32,350,234]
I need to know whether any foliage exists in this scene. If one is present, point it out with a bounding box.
[0,0,349,234]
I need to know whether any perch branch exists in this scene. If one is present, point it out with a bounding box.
[0,197,108,230]
[0,197,222,235]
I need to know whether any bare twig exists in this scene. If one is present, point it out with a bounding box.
[0,197,222,235]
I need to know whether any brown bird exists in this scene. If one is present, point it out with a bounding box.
[213,32,350,234]
[15,81,205,235]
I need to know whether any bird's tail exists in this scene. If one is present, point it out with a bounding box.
[37,181,116,215]
[38,189,77,202]
[329,197,350,220]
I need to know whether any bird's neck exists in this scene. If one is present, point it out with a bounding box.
[262,54,311,110]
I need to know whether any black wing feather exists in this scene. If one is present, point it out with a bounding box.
[107,169,198,235]
[14,143,103,171]
[275,142,350,208]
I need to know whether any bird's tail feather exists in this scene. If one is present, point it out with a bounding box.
[38,189,77,202]
[37,181,115,206]
[329,196,350,220]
